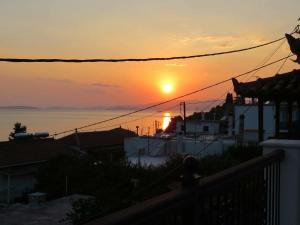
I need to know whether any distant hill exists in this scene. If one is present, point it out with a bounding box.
[0,106,39,110]
[0,99,219,111]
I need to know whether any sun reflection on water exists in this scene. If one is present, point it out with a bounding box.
[162,112,171,130]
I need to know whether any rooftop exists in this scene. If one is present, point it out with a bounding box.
[58,127,137,150]
[232,69,300,100]
[0,139,70,169]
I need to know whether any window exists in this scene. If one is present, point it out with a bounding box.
[203,126,209,133]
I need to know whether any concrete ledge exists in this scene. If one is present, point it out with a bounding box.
[260,139,300,148]
[262,138,300,225]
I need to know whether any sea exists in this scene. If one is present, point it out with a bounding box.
[0,108,175,141]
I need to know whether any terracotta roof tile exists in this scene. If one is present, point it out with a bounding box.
[232,69,300,99]
[58,128,137,150]
[0,139,70,168]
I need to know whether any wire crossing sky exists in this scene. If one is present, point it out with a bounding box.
[52,54,293,136]
[0,36,285,63]
[0,0,299,108]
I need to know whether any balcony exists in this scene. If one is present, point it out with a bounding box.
[84,149,284,225]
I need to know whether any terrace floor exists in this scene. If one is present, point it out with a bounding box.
[0,194,90,225]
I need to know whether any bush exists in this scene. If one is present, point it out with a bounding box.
[198,144,261,176]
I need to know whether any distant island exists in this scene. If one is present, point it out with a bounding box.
[0,100,212,111]
[0,105,144,110]
[0,106,39,110]
[0,104,158,111]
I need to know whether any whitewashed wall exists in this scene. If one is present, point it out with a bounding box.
[125,136,235,158]
[176,120,220,135]
[234,105,275,141]
[261,139,300,225]
[0,174,35,203]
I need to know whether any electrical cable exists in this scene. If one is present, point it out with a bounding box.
[80,104,180,133]
[199,38,287,113]
[0,36,287,63]
[51,54,294,137]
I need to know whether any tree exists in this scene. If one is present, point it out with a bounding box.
[225,93,234,105]
[9,122,27,140]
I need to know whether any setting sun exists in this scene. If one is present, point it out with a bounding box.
[162,83,173,94]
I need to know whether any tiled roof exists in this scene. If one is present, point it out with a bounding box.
[232,69,300,99]
[0,139,70,168]
[58,127,137,150]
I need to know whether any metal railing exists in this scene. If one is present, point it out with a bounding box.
[85,150,284,225]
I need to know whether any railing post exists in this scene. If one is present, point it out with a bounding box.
[182,155,200,225]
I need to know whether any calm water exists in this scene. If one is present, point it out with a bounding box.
[0,108,174,141]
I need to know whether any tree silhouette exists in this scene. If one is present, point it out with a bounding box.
[225,93,234,105]
[9,122,27,140]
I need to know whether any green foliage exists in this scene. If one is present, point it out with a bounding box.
[188,104,225,121]
[198,144,261,176]
[9,122,27,140]
[198,155,239,176]
[224,144,261,162]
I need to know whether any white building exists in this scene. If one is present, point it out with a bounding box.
[0,139,71,203]
[234,104,276,142]
[176,120,221,136]
[124,135,235,164]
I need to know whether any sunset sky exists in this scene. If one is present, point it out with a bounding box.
[0,0,299,107]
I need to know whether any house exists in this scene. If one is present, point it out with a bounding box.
[0,128,136,204]
[232,68,300,225]
[234,104,276,142]
[176,119,221,136]
[58,127,137,161]
[0,139,71,203]
[125,135,235,161]
[232,69,300,141]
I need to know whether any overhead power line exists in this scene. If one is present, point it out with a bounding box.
[81,103,180,132]
[0,36,286,63]
[80,99,222,133]
[185,99,224,105]
[52,54,293,137]
[203,39,287,112]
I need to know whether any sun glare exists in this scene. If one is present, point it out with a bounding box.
[162,83,173,94]
[162,112,171,130]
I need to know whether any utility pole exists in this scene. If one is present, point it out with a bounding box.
[147,127,150,154]
[136,126,139,136]
[154,120,161,132]
[180,102,187,135]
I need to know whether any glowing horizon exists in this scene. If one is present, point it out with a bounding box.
[0,0,299,107]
